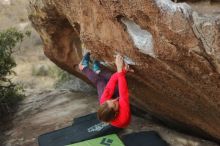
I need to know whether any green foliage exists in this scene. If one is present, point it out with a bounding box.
[54,68,73,89]
[31,64,61,78]
[56,68,72,82]
[0,28,28,118]
[32,65,50,76]
[0,28,24,77]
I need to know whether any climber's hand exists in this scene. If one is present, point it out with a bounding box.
[115,54,124,72]
[124,63,134,73]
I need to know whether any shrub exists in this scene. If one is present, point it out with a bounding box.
[32,64,50,76]
[0,28,28,118]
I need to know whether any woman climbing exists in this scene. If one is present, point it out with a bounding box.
[79,52,131,128]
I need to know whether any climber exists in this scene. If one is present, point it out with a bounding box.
[79,52,131,128]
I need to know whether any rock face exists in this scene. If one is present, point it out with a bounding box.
[28,0,220,143]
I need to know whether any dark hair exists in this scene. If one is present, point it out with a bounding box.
[97,102,117,122]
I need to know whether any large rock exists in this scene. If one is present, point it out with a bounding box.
[28,0,220,143]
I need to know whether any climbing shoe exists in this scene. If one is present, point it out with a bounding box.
[81,52,90,68]
[93,60,101,74]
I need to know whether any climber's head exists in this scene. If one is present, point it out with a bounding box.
[97,98,119,122]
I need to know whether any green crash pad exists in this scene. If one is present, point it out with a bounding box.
[67,134,124,146]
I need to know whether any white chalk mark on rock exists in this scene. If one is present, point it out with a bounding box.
[121,18,155,57]
[123,55,136,65]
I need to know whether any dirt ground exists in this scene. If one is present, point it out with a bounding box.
[3,90,218,146]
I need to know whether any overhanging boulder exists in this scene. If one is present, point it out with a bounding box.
[28,0,220,143]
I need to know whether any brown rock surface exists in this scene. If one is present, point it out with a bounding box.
[28,0,220,142]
